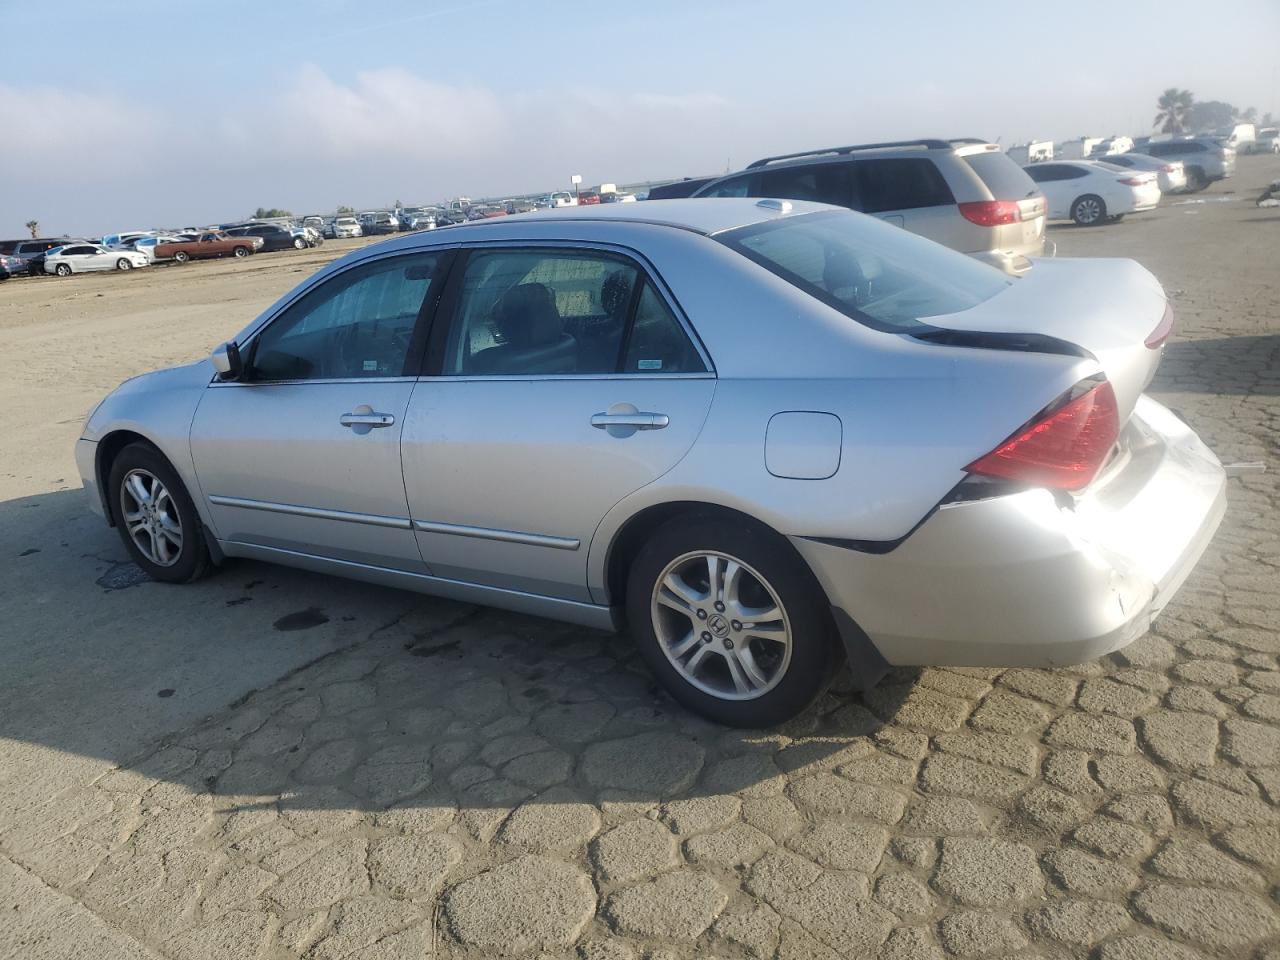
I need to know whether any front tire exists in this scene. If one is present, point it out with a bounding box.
[293,237,307,249]
[116,258,132,271]
[626,517,838,726]
[1071,194,1106,226]
[233,245,250,258]
[108,442,211,583]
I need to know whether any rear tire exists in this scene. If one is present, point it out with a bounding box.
[174,250,190,263]
[108,442,211,584]
[1071,194,1106,226]
[625,516,838,727]
[1186,167,1208,191]
[55,263,71,276]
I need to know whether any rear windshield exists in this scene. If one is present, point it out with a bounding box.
[962,152,1040,200]
[717,210,1011,332]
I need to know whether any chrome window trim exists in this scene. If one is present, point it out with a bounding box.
[208,494,412,529]
[413,372,714,384]
[208,376,417,388]
[444,237,716,376]
[413,519,580,551]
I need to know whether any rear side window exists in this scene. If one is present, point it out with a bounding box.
[718,210,1010,332]
[961,152,1040,199]
[698,174,754,198]
[854,158,954,213]
[758,163,854,206]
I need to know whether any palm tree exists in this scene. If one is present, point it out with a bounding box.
[1154,88,1194,134]
[25,220,39,238]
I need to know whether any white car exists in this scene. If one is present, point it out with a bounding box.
[44,243,149,275]
[330,217,363,238]
[1256,128,1280,154]
[1095,153,1187,194]
[131,235,185,263]
[1022,160,1161,225]
[536,192,578,209]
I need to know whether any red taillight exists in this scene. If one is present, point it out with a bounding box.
[1118,177,1148,186]
[1145,302,1174,349]
[958,200,1022,226]
[965,380,1120,492]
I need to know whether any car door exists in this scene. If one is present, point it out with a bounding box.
[401,244,716,602]
[190,249,450,571]
[60,245,96,272]
[86,246,116,271]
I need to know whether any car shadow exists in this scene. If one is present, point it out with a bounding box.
[0,487,915,831]
[1155,334,1280,397]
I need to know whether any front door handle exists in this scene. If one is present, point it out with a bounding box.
[340,412,395,428]
[591,412,669,430]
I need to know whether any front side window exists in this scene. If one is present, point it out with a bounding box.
[854,158,955,213]
[441,249,705,376]
[698,175,753,198]
[248,252,442,381]
[758,163,853,206]
[718,210,1010,333]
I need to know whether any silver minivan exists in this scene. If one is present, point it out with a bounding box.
[691,139,1047,276]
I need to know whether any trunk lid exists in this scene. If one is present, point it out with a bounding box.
[915,257,1167,424]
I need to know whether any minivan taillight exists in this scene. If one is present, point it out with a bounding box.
[958,200,1022,226]
[965,379,1119,492]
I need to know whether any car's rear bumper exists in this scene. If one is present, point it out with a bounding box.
[792,396,1226,667]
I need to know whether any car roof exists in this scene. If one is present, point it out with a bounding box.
[445,197,834,237]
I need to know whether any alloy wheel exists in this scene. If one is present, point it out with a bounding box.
[650,550,792,700]
[120,468,183,567]
[1076,198,1102,224]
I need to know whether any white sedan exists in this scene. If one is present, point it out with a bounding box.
[44,243,150,275]
[1022,160,1162,225]
[1098,152,1187,194]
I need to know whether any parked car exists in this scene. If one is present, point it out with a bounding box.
[1022,160,1160,225]
[225,223,308,251]
[359,213,399,235]
[155,232,264,263]
[131,235,186,263]
[1143,138,1235,190]
[1096,152,1187,194]
[76,199,1224,726]
[1254,127,1279,154]
[535,192,577,208]
[1215,123,1256,154]
[329,217,363,238]
[691,139,1047,277]
[101,231,156,249]
[603,192,638,203]
[577,191,602,205]
[0,253,25,279]
[14,238,83,276]
[44,243,149,275]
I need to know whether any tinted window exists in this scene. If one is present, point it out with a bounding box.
[249,252,441,381]
[698,174,754,198]
[718,210,1010,332]
[962,152,1040,199]
[1025,164,1083,182]
[1105,155,1134,167]
[621,282,706,374]
[443,250,639,376]
[64,245,96,255]
[758,163,853,206]
[854,158,954,213]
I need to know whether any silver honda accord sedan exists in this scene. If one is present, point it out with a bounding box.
[76,199,1226,726]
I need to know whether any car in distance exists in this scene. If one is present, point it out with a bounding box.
[76,199,1225,727]
[0,253,25,279]
[225,223,308,251]
[45,242,149,274]
[329,216,363,238]
[690,139,1047,277]
[1255,127,1279,154]
[156,232,264,263]
[1143,138,1235,190]
[1022,160,1161,225]
[13,238,84,276]
[131,235,186,263]
[1097,152,1187,194]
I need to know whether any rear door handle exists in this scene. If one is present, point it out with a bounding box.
[591,412,669,430]
[340,412,395,428]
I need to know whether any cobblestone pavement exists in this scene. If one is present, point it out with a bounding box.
[2,164,1278,960]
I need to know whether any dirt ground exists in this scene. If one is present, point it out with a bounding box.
[0,156,1277,960]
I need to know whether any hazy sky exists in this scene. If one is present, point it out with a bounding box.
[3,0,1277,237]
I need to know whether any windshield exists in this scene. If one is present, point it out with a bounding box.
[717,210,1011,332]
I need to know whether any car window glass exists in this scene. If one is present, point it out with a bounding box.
[249,252,441,382]
[758,163,853,206]
[621,282,706,374]
[1064,166,1089,179]
[719,210,1010,333]
[443,250,641,376]
[699,175,752,198]
[854,158,954,213]
[961,152,1040,199]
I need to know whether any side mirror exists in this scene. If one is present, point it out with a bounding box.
[211,341,243,381]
